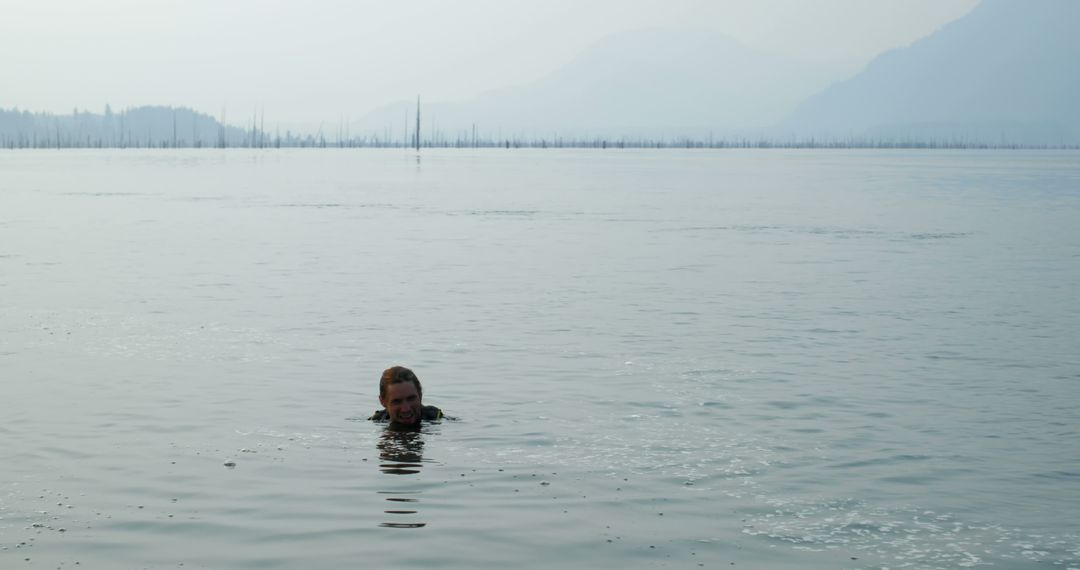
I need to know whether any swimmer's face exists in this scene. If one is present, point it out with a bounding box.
[380,381,423,426]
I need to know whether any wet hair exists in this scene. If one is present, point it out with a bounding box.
[379,366,423,399]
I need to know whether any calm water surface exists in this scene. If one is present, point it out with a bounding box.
[1,149,1078,569]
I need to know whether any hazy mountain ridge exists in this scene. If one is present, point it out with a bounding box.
[354,27,846,139]
[4,1,1077,147]
[0,106,249,148]
[0,106,339,148]
[780,0,1080,144]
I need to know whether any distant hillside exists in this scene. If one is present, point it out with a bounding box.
[0,106,258,148]
[10,2,1077,149]
[781,0,1080,145]
[354,27,845,140]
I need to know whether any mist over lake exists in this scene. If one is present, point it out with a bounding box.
[1,149,1077,569]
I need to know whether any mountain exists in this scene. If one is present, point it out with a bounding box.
[354,28,845,140]
[0,106,329,148]
[0,106,246,148]
[781,0,1080,145]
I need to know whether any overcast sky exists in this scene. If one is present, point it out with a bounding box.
[2,0,980,129]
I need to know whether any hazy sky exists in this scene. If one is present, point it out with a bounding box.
[2,0,980,129]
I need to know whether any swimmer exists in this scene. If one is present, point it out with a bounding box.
[369,366,444,425]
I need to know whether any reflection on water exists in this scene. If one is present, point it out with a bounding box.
[376,425,429,529]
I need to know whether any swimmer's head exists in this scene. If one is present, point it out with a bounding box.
[379,366,424,425]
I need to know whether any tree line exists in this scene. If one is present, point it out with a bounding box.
[1,105,1075,150]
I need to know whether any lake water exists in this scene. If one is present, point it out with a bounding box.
[1,149,1078,569]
